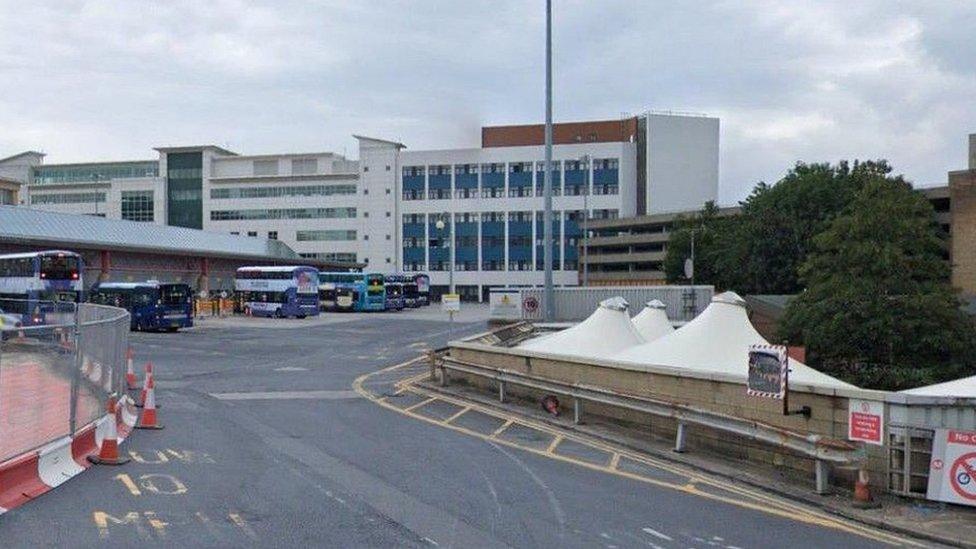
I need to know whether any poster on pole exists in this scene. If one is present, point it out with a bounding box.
[747,344,787,399]
[847,399,884,445]
[489,290,521,320]
[927,429,976,507]
[441,294,460,313]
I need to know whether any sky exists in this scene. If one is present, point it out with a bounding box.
[0,0,973,204]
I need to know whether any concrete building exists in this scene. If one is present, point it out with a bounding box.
[949,134,976,295]
[0,112,720,301]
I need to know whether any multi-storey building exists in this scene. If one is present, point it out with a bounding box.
[0,112,720,300]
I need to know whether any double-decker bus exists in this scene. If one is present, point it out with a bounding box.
[318,272,385,312]
[414,273,431,306]
[89,282,193,331]
[384,277,404,311]
[235,266,320,318]
[0,250,84,325]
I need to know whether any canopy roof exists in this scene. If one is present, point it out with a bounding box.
[520,297,645,359]
[901,375,976,397]
[631,299,674,342]
[613,292,856,390]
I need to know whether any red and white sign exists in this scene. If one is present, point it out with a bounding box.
[847,399,884,445]
[522,296,539,313]
[928,429,976,507]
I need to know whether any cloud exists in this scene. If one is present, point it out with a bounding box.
[0,0,972,203]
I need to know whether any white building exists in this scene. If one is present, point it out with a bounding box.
[1,112,719,301]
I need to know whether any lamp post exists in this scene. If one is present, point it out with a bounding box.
[435,217,454,296]
[542,0,554,321]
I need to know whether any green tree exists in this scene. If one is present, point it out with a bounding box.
[663,201,729,284]
[780,177,975,390]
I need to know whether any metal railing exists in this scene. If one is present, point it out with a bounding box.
[433,352,864,494]
[0,299,129,463]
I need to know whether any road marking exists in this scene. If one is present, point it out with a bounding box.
[209,390,360,401]
[228,512,257,539]
[144,511,168,538]
[354,358,924,548]
[93,511,148,539]
[641,527,672,541]
[444,406,470,424]
[403,396,438,412]
[608,453,621,470]
[129,450,169,464]
[115,473,142,496]
[491,419,515,438]
[546,435,564,454]
[274,366,308,372]
[195,511,222,539]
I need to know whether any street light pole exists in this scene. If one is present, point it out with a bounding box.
[436,217,454,295]
[542,0,555,321]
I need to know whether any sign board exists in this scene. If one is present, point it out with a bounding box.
[927,429,976,507]
[441,294,460,313]
[747,344,787,399]
[489,290,521,320]
[847,399,884,445]
[683,258,694,280]
[522,295,539,314]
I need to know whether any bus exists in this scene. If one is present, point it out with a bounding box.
[384,277,404,311]
[89,282,193,331]
[0,250,84,325]
[318,272,385,312]
[414,273,431,306]
[402,279,421,308]
[235,266,320,318]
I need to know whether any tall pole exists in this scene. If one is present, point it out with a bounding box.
[543,0,554,321]
[448,215,455,295]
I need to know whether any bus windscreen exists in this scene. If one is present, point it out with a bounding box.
[40,255,80,280]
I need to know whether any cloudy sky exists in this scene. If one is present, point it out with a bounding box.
[1,1,973,204]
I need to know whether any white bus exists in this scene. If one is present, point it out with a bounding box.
[234,266,320,318]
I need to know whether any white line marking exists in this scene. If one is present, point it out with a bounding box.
[210,390,360,401]
[641,527,672,541]
[274,366,309,372]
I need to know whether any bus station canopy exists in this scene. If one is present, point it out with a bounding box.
[613,292,856,390]
[520,296,645,360]
[630,299,674,342]
[901,375,976,397]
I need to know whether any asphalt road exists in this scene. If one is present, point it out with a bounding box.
[0,309,912,548]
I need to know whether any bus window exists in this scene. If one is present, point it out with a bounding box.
[161,285,189,306]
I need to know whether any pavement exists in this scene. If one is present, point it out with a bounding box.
[0,305,945,548]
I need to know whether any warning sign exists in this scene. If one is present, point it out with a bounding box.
[927,429,976,507]
[847,399,884,445]
[522,296,539,313]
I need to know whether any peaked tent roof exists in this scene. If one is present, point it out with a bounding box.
[901,375,976,397]
[631,299,674,342]
[613,292,856,390]
[520,297,645,359]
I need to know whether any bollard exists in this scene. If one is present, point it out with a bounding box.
[815,460,830,494]
[498,381,506,403]
[673,422,687,453]
[573,398,582,425]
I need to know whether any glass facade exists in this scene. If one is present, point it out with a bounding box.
[121,190,154,222]
[0,188,16,205]
[299,252,356,262]
[210,207,356,221]
[295,230,357,241]
[33,161,158,185]
[210,184,356,199]
[167,152,203,229]
[31,192,106,204]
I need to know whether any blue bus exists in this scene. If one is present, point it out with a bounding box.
[0,250,84,325]
[414,273,431,306]
[384,277,404,311]
[89,282,194,331]
[318,272,385,312]
[386,274,422,309]
[235,266,320,318]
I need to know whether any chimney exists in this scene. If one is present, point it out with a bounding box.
[970,133,975,170]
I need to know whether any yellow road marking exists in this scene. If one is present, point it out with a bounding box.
[353,359,921,547]
[228,512,257,539]
[444,406,470,424]
[491,419,515,438]
[403,396,437,412]
[608,453,621,470]
[546,435,564,454]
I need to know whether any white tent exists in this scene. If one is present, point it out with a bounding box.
[631,299,674,342]
[612,291,856,390]
[901,376,976,398]
[520,296,645,359]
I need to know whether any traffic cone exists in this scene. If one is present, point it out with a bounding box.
[852,468,880,508]
[136,377,164,430]
[88,397,130,465]
[136,362,152,407]
[125,348,138,390]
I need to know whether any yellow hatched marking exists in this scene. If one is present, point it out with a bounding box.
[402,396,437,412]
[546,435,564,454]
[443,406,470,424]
[491,419,515,438]
[608,453,621,470]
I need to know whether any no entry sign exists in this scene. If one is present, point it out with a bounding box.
[928,429,976,507]
[847,399,884,445]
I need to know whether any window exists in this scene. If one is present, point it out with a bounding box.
[385,234,391,240]
[31,192,107,204]
[386,258,391,263]
[481,212,505,223]
[295,230,357,241]
[386,165,391,171]
[364,189,369,195]
[268,231,278,240]
[385,211,391,217]
[363,166,369,172]
[403,213,425,224]
[120,190,154,222]
[291,158,317,175]
[364,234,369,240]
[32,161,159,184]
[247,231,258,237]
[210,184,356,199]
[253,160,279,176]
[385,188,391,194]
[230,231,240,235]
[0,188,15,205]
[210,207,356,221]
[364,212,369,218]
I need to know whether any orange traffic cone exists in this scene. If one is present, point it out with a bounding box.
[853,468,880,508]
[125,348,138,390]
[136,377,164,430]
[88,397,130,465]
[136,362,153,408]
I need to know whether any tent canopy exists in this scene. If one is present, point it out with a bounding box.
[613,291,856,390]
[631,299,674,342]
[520,296,645,359]
[901,375,976,397]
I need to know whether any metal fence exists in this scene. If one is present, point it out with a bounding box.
[490,285,714,323]
[0,299,130,463]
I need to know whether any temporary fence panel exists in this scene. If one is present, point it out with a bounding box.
[490,286,714,323]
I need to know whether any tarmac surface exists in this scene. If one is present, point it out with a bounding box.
[0,306,929,547]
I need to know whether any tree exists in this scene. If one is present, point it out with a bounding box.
[779,176,975,390]
[663,201,729,285]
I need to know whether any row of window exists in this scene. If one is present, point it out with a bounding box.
[403,159,619,176]
[403,183,618,200]
[404,234,580,249]
[121,190,154,222]
[404,261,578,272]
[210,184,357,200]
[403,210,617,224]
[252,157,319,176]
[210,207,357,221]
[298,252,358,262]
[31,192,106,205]
[295,230,358,242]
[33,162,158,185]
